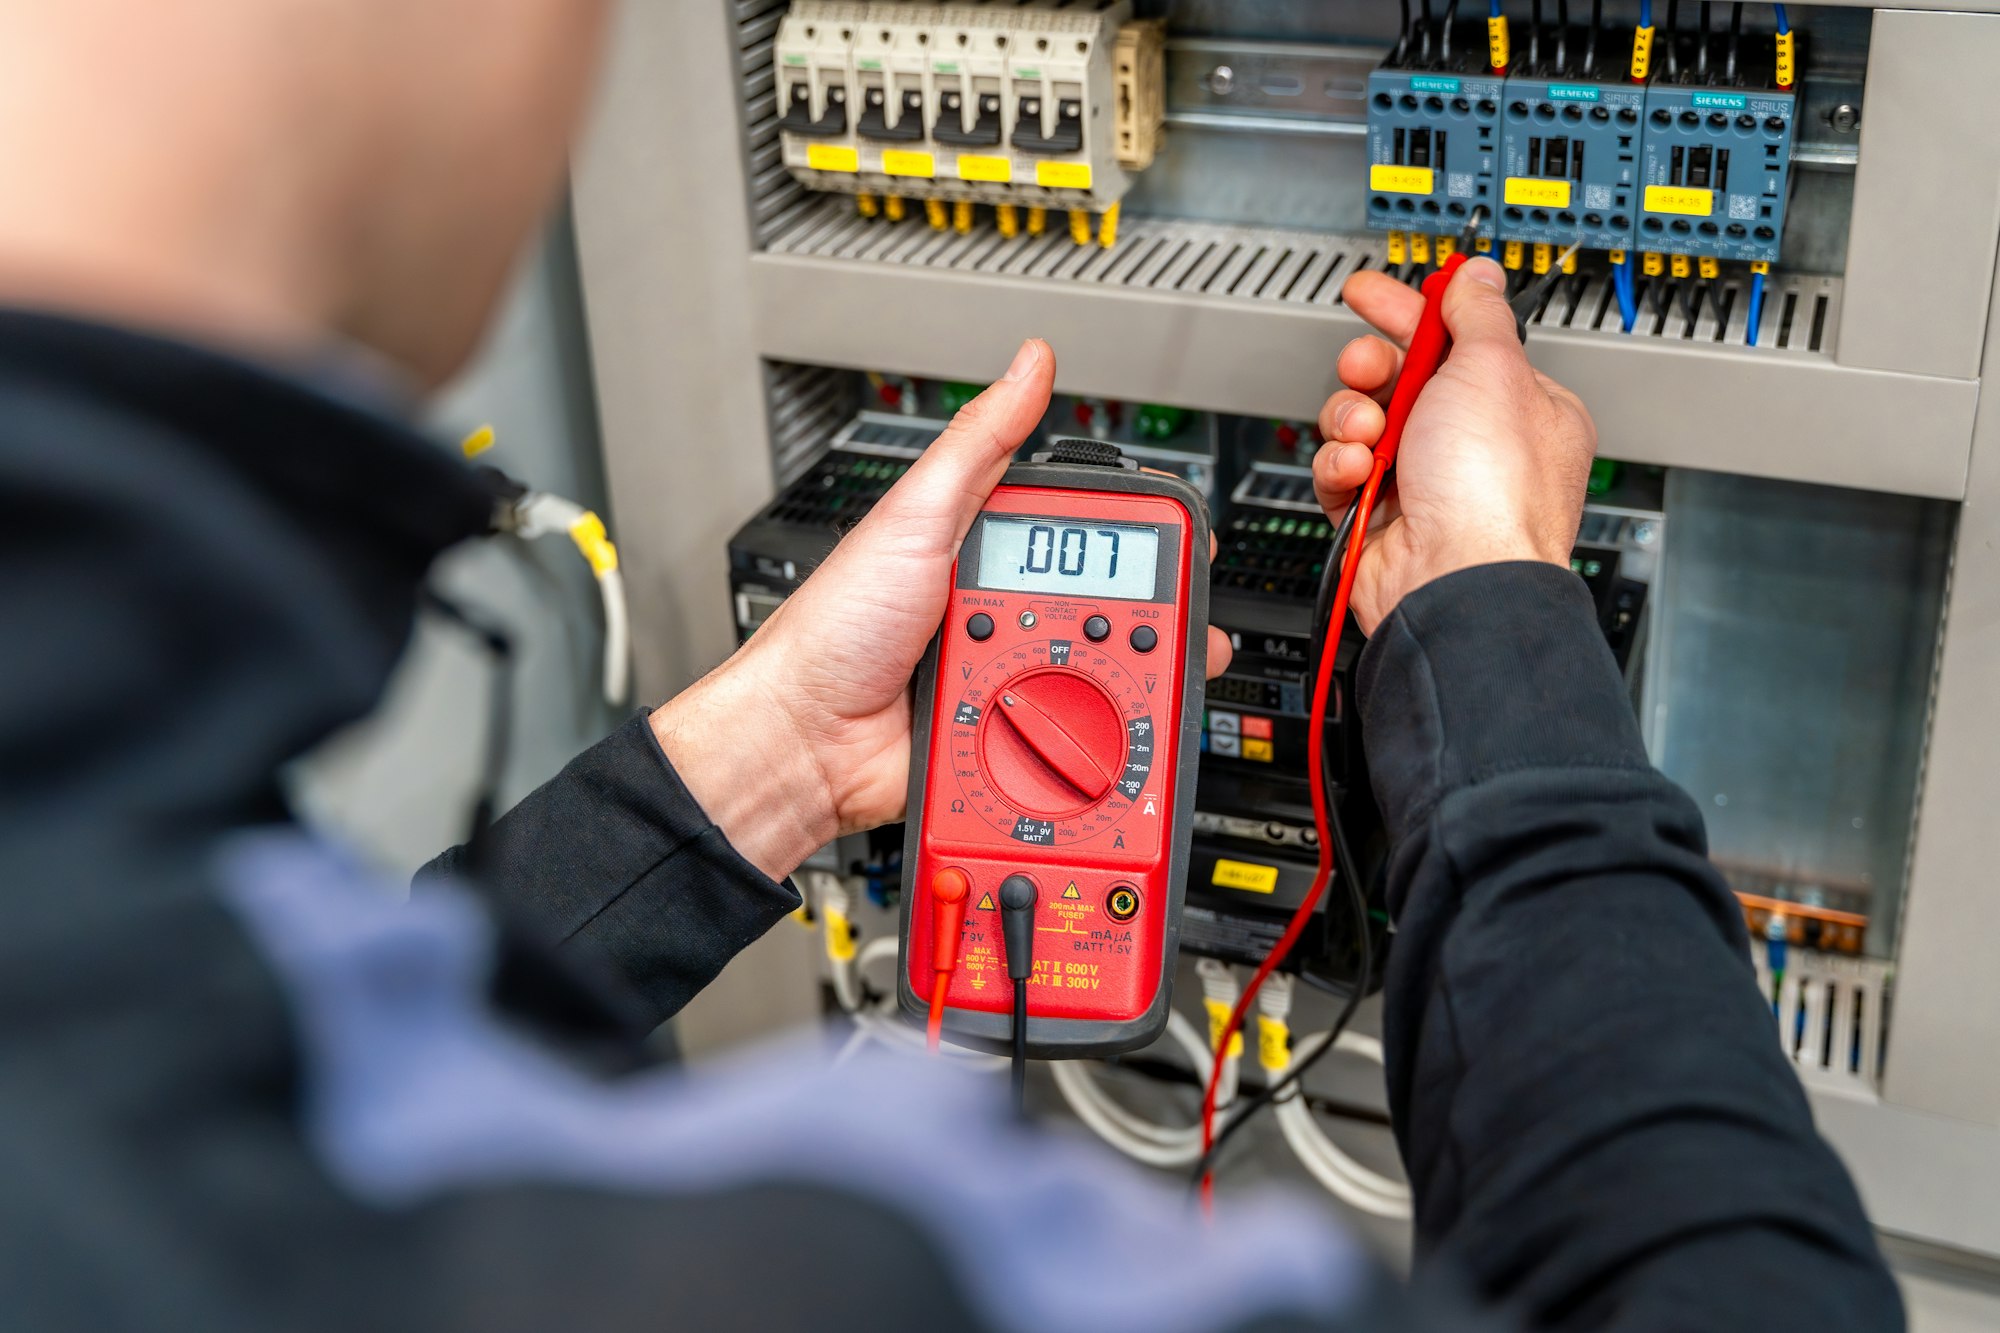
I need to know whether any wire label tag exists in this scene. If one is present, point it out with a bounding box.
[1644,184,1715,217]
[1370,164,1435,195]
[1505,177,1573,208]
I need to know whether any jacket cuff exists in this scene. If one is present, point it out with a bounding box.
[1357,562,1652,843]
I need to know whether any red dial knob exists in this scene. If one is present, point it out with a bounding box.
[981,668,1128,818]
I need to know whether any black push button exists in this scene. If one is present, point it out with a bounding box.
[968,613,995,642]
[858,86,926,143]
[1129,624,1158,653]
[1083,615,1111,643]
[777,82,848,138]
[1011,96,1084,155]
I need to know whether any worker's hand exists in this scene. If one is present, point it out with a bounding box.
[652,339,1233,880]
[1314,258,1597,633]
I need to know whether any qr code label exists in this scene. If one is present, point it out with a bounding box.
[1584,184,1614,209]
[1728,194,1758,221]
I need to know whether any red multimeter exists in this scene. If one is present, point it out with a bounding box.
[898,440,1210,1058]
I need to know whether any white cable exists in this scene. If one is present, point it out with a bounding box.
[811,873,864,1015]
[597,565,631,705]
[1271,1028,1413,1219]
[844,932,1007,1070]
[1051,1008,1220,1167]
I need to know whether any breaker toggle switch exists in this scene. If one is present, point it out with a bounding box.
[934,91,1004,148]
[858,86,927,143]
[777,81,848,137]
[1012,96,1084,155]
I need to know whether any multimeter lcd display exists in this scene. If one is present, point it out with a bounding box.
[973,516,1161,601]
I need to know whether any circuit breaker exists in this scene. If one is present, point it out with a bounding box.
[775,0,1165,240]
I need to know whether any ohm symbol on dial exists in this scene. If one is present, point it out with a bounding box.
[950,799,966,813]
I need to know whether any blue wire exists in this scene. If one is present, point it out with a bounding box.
[1640,0,1652,26]
[1616,260,1638,333]
[1773,3,1789,35]
[1746,270,1766,346]
[1490,0,1502,15]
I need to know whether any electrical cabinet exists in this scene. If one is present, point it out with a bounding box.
[573,1,2000,1262]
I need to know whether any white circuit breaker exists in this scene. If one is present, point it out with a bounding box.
[776,0,1163,225]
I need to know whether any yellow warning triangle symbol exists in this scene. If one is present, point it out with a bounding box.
[976,893,996,910]
[1062,882,1082,900]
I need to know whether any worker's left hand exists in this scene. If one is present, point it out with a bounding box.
[652,339,1233,880]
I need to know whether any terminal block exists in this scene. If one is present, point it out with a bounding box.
[1636,32,1798,265]
[1365,25,1504,246]
[775,1,1162,235]
[1497,68,1643,255]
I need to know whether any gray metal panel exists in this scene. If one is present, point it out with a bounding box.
[1814,1088,2000,1257]
[747,247,1977,498]
[1836,9,2000,378]
[1880,199,2000,1127]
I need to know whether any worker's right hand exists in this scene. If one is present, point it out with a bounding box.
[1312,258,1598,634]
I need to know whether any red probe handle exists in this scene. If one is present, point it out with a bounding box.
[930,868,971,974]
[1372,251,1466,476]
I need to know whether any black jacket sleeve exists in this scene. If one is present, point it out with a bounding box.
[419,711,801,1027]
[1359,563,1903,1333]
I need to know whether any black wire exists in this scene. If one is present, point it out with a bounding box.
[1011,983,1029,1117]
[1441,0,1458,64]
[1697,1,1711,78]
[1396,0,1413,60]
[1419,0,1434,62]
[1585,0,1602,72]
[1726,2,1742,82]
[1555,0,1569,74]
[1665,0,1680,76]
[420,590,516,877]
[1529,0,1542,70]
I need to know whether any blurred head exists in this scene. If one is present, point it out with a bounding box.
[0,0,614,385]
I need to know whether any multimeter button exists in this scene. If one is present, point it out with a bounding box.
[967,613,995,641]
[1083,615,1111,643]
[1106,885,1141,922]
[1129,624,1159,653]
[1019,610,1038,629]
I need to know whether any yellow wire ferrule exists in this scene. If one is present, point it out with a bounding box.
[1027,205,1048,236]
[1609,248,1627,265]
[460,425,497,459]
[953,199,974,234]
[856,192,879,219]
[1386,230,1408,265]
[1257,1014,1292,1075]
[996,203,1020,238]
[569,512,620,577]
[1436,234,1458,261]
[1643,251,1664,277]
[1750,260,1771,275]
[1476,235,1493,253]
[885,193,906,222]
[1098,201,1121,248]
[1631,24,1655,81]
[823,903,857,962]
[1561,247,1578,275]
[1489,15,1511,72]
[1775,31,1797,89]
[1670,253,1691,279]
[1503,239,1525,270]
[1410,231,1432,264]
[1698,256,1720,280]
[1532,242,1552,275]
[1069,208,1092,245]
[1205,997,1245,1061]
[925,197,949,230]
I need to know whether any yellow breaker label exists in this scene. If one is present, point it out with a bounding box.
[1212,859,1279,894]
[1205,998,1245,1060]
[956,154,1012,183]
[806,144,859,173]
[1370,164,1435,195]
[1505,178,1572,209]
[1035,161,1093,190]
[1644,184,1714,217]
[880,150,935,179]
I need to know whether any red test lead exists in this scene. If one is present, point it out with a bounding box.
[926,868,972,1052]
[1197,252,1469,1210]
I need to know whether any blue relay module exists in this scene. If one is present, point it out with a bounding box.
[1636,82,1798,265]
[1365,64,1504,245]
[1498,73,1645,254]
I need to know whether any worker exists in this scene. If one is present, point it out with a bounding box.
[0,2,1900,1331]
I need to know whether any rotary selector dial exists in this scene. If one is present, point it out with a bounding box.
[949,638,1156,847]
